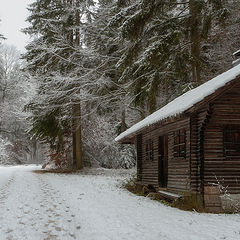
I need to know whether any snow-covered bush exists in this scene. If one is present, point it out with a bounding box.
[213,176,240,213]
[0,44,38,165]
[82,114,136,169]
[0,137,31,165]
[0,137,12,165]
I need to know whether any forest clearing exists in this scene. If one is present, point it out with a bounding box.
[1,0,240,239]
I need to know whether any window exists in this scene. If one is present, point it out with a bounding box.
[173,129,186,157]
[224,126,240,157]
[145,139,154,161]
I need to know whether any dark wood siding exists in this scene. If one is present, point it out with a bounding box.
[204,83,240,194]
[141,129,159,187]
[190,109,209,193]
[136,134,143,181]
[168,125,190,193]
[141,118,191,193]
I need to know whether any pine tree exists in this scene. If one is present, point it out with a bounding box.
[81,0,136,168]
[24,0,94,169]
[113,0,229,113]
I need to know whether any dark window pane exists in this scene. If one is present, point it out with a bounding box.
[180,129,185,135]
[173,129,186,158]
[145,139,154,161]
[224,126,240,157]
[180,135,185,143]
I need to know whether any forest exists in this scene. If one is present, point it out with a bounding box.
[0,0,240,169]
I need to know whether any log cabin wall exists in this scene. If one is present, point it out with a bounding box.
[141,127,160,187]
[204,81,240,194]
[141,117,191,193]
[189,109,206,192]
[136,134,143,181]
[167,120,191,193]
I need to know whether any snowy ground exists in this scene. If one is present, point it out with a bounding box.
[0,166,240,240]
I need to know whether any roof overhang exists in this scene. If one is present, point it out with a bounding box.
[115,65,240,143]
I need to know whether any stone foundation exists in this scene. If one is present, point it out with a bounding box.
[204,186,222,213]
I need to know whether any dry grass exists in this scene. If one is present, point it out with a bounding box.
[123,176,144,196]
[124,177,208,212]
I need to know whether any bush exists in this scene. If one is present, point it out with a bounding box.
[82,114,136,169]
[0,137,12,164]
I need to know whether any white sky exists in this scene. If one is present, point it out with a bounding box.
[0,0,34,53]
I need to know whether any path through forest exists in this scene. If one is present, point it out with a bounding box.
[0,166,240,240]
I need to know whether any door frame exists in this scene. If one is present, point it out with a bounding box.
[158,135,168,188]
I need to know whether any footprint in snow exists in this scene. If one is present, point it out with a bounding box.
[55,226,61,232]
[6,228,13,233]
[69,233,76,239]
[48,219,55,224]
[6,235,13,240]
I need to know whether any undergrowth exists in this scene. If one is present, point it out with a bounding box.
[33,169,78,174]
[123,176,206,212]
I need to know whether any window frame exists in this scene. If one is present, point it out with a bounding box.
[223,126,240,157]
[173,129,186,158]
[145,139,154,161]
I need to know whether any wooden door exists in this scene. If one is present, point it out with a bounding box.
[158,135,168,188]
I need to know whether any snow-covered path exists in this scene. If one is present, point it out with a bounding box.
[0,166,240,240]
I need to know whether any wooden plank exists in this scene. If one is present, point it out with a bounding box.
[203,82,240,195]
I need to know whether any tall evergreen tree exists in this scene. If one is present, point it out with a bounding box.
[81,0,136,168]
[113,0,229,113]
[23,0,94,169]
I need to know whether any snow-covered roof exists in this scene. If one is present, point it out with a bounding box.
[233,49,240,57]
[115,64,240,142]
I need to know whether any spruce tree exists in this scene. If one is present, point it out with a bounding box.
[113,0,229,113]
[24,0,94,169]
[81,0,136,168]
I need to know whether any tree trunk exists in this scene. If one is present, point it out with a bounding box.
[67,0,83,169]
[75,0,80,46]
[189,0,201,83]
[32,139,37,163]
[73,103,83,169]
[72,130,76,166]
[120,110,127,133]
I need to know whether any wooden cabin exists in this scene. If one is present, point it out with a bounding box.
[116,65,240,212]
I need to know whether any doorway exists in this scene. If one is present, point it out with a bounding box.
[158,135,168,188]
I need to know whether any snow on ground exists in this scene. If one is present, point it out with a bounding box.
[0,165,240,240]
